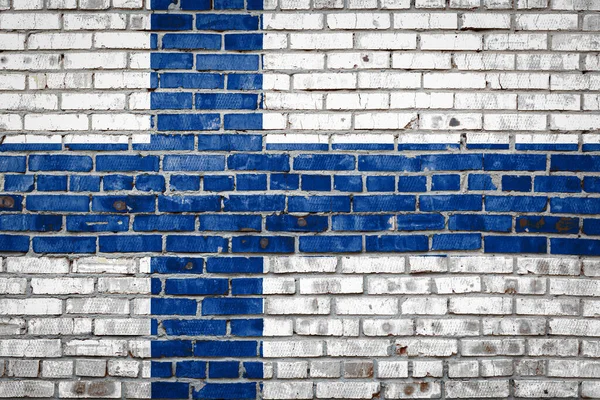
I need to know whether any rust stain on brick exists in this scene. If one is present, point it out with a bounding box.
[0,196,15,208]
[113,200,127,211]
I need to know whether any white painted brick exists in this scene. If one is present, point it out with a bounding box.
[421,34,482,50]
[0,299,62,315]
[73,257,138,274]
[108,360,139,377]
[340,256,405,273]
[487,72,549,89]
[516,14,578,30]
[0,74,26,90]
[7,359,38,377]
[584,259,600,277]
[0,114,22,130]
[289,33,353,49]
[13,0,43,8]
[413,360,443,377]
[450,297,512,314]
[355,33,416,49]
[268,257,337,273]
[32,278,94,294]
[0,94,58,110]
[420,113,483,130]
[299,277,363,294]
[482,276,546,295]
[392,52,451,69]
[484,318,546,336]
[265,93,323,110]
[481,359,513,377]
[264,74,291,90]
[290,113,350,130]
[263,382,314,400]
[583,382,600,398]
[377,361,408,378]
[336,297,398,315]
[95,32,150,49]
[263,13,324,30]
[294,73,356,90]
[263,318,294,337]
[462,339,525,356]
[517,297,579,315]
[76,359,106,377]
[63,93,127,111]
[0,381,54,398]
[518,94,580,111]
[424,73,486,89]
[316,382,380,399]
[462,13,511,29]
[0,278,26,294]
[30,72,93,89]
[435,276,481,294]
[0,33,26,50]
[0,54,61,70]
[453,54,515,70]
[417,319,480,336]
[59,381,121,398]
[485,34,547,50]
[95,319,151,336]
[263,340,323,357]
[528,338,579,356]
[514,381,578,398]
[42,360,73,378]
[92,114,150,130]
[394,13,457,29]
[327,339,389,356]
[266,298,330,315]
[355,112,417,129]
[264,33,287,50]
[327,13,390,29]
[552,74,600,90]
[449,360,479,378]
[280,0,310,9]
[391,92,453,109]
[0,339,61,357]
[277,361,308,379]
[517,54,579,70]
[484,114,547,131]
[326,93,388,110]
[517,0,547,8]
[358,72,421,89]
[327,52,390,69]
[368,277,430,294]
[95,72,151,89]
[0,317,25,335]
[0,14,60,29]
[552,114,600,130]
[295,318,357,336]
[28,33,93,50]
[97,277,150,294]
[25,114,88,131]
[416,0,445,7]
[396,339,457,357]
[67,298,130,314]
[385,382,441,399]
[64,340,128,357]
[401,297,447,315]
[65,52,128,69]
[29,318,92,335]
[455,93,517,110]
[363,319,413,336]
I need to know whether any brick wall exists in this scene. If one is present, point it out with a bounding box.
[1,0,600,398]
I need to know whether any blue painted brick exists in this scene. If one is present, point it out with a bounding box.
[228,154,289,171]
[4,175,34,192]
[209,361,239,379]
[33,237,96,254]
[202,298,262,315]
[179,0,211,9]
[193,383,256,400]
[152,298,197,315]
[151,93,193,109]
[206,257,263,273]
[231,278,261,295]
[196,14,259,30]
[334,175,362,192]
[200,214,261,232]
[151,340,193,358]
[197,55,259,71]
[225,34,263,50]
[166,236,227,253]
[194,340,258,357]
[204,175,234,192]
[231,319,263,337]
[135,175,165,192]
[299,236,362,253]
[160,73,224,89]
[162,33,220,49]
[534,176,581,193]
[247,0,262,9]
[99,235,162,253]
[266,214,327,232]
[232,236,294,253]
[176,361,207,379]
[151,382,189,400]
[151,257,203,274]
[468,174,497,190]
[243,362,263,378]
[420,195,482,211]
[224,195,284,211]
[271,174,300,190]
[134,134,195,151]
[152,279,161,294]
[551,155,600,172]
[103,175,133,191]
[516,216,579,234]
[134,215,195,232]
[29,155,92,172]
[151,14,193,30]
[398,176,426,192]
[449,214,512,232]
[224,113,262,130]
[365,235,428,252]
[485,196,547,212]
[151,362,172,378]
[485,236,547,254]
[165,278,228,295]
[158,195,221,212]
[227,74,263,90]
[397,214,445,231]
[164,155,225,171]
[0,215,61,232]
[70,176,100,192]
[151,53,194,69]
[302,175,331,191]
[358,155,420,172]
[431,174,460,191]
[196,93,258,110]
[170,175,200,191]
[27,195,87,212]
[551,238,600,255]
[214,0,244,8]
[92,196,155,213]
[432,233,482,251]
[0,156,25,172]
[0,235,29,252]
[502,175,532,192]
[288,196,351,212]
[237,174,267,191]
[484,154,546,171]
[294,155,355,171]
[37,175,67,192]
[551,197,600,214]
[420,154,482,171]
[354,195,416,212]
[332,215,393,231]
[67,215,129,233]
[97,155,159,172]
[367,176,395,192]
[157,114,220,131]
[583,219,600,235]
[584,176,600,193]
[163,320,226,336]
[198,134,262,151]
